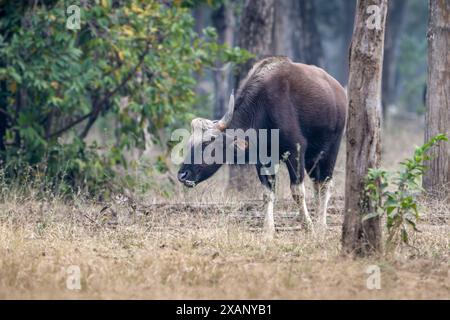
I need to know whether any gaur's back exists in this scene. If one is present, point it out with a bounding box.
[254,57,347,143]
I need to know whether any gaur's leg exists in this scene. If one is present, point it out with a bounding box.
[256,164,277,238]
[291,182,313,231]
[285,143,314,231]
[308,140,341,232]
[313,178,333,231]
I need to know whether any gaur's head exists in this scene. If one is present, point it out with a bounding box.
[178,92,236,187]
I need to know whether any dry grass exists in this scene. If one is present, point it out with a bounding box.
[0,118,448,299]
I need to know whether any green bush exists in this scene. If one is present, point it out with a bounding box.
[364,134,448,252]
[0,0,250,196]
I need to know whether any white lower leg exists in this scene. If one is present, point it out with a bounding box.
[315,180,333,228]
[263,191,275,236]
[291,182,313,230]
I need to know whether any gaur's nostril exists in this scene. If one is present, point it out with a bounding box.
[178,171,188,182]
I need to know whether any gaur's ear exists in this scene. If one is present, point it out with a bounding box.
[233,138,248,151]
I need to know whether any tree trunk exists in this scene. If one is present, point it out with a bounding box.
[272,0,324,67]
[192,4,210,99]
[382,0,407,121]
[423,0,450,197]
[193,4,208,35]
[272,0,295,57]
[229,0,275,190]
[234,0,275,86]
[0,80,7,152]
[212,3,235,120]
[336,0,356,85]
[342,0,388,257]
[292,0,325,67]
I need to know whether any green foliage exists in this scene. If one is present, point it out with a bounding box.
[364,134,448,252]
[0,0,249,196]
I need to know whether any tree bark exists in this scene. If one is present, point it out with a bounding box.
[423,0,450,197]
[336,0,356,85]
[229,0,275,190]
[272,0,295,57]
[0,6,8,152]
[192,3,210,99]
[193,3,209,35]
[382,0,407,121]
[212,3,235,120]
[272,0,326,67]
[234,0,275,86]
[342,0,388,257]
[0,79,8,151]
[292,0,325,67]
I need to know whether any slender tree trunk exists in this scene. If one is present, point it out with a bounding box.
[0,4,8,152]
[342,0,388,257]
[212,3,235,120]
[336,0,356,85]
[423,0,450,197]
[272,0,325,67]
[382,0,407,121]
[272,0,295,57]
[0,80,8,152]
[229,0,275,190]
[234,0,275,86]
[193,4,208,35]
[192,4,210,98]
[292,0,325,67]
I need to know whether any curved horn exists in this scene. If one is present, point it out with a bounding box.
[216,90,235,131]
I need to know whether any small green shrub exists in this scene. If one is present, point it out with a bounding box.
[364,134,448,252]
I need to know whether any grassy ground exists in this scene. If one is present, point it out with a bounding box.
[0,119,448,299]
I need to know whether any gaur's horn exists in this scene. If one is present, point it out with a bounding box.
[216,90,235,131]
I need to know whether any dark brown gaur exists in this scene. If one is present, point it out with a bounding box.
[178,56,347,236]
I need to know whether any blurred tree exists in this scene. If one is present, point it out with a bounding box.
[396,0,428,114]
[338,0,356,85]
[293,0,324,67]
[0,0,248,195]
[212,1,235,120]
[342,0,388,257]
[313,0,355,85]
[191,1,210,104]
[192,1,210,34]
[229,0,274,190]
[234,0,274,85]
[382,0,407,121]
[423,0,450,197]
[272,0,295,57]
[273,0,325,67]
